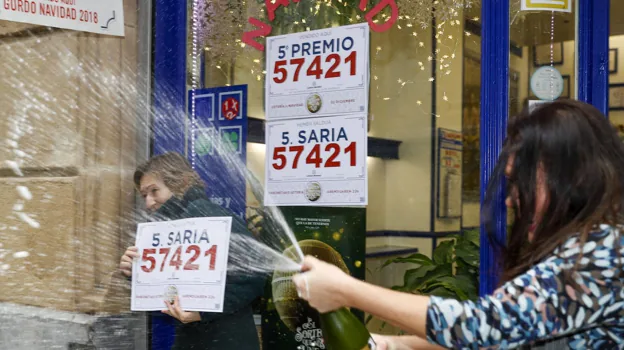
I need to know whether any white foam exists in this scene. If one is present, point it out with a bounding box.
[13,251,29,259]
[16,212,40,229]
[13,149,27,158]
[5,160,23,176]
[16,186,32,200]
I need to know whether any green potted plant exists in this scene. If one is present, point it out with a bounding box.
[366,229,480,332]
[384,229,480,300]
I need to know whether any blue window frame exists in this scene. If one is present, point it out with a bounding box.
[479,0,509,296]
[151,1,188,348]
[578,0,610,115]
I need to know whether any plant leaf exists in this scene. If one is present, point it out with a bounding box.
[445,234,462,241]
[463,229,480,247]
[453,274,479,301]
[455,241,480,268]
[433,240,454,264]
[391,285,407,292]
[403,265,436,289]
[433,275,479,301]
[456,264,478,279]
[426,286,457,299]
[382,253,434,268]
[425,283,465,299]
[426,278,469,300]
[404,264,453,292]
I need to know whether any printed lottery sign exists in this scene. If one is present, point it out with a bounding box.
[265,23,369,120]
[131,217,232,312]
[221,97,240,120]
[521,0,571,13]
[264,115,367,206]
[437,129,462,218]
[0,0,125,36]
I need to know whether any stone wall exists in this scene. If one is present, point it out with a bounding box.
[0,0,141,316]
[0,302,148,350]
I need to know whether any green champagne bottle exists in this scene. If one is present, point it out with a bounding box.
[319,307,376,350]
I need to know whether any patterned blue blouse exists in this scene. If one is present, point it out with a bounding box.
[426,225,624,349]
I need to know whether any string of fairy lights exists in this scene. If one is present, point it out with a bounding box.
[191,0,479,121]
[190,0,201,169]
[549,11,556,100]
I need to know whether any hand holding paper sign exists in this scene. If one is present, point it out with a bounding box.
[119,246,139,277]
[131,217,232,313]
[162,296,202,324]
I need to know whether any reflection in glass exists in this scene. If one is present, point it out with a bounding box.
[609,0,624,138]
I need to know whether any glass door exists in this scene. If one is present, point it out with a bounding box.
[479,0,610,294]
[608,0,623,128]
[511,3,577,107]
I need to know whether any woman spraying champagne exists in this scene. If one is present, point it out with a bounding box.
[294,100,624,349]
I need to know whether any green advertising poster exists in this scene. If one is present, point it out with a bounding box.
[261,206,366,350]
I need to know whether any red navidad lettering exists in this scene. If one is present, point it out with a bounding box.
[359,0,398,33]
[265,0,290,21]
[242,0,298,50]
[242,0,399,51]
[242,17,273,51]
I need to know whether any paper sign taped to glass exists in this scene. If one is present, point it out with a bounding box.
[437,129,462,219]
[265,23,370,120]
[264,114,368,206]
[131,217,232,312]
[0,0,125,36]
[521,0,572,13]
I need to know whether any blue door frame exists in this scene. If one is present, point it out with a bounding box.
[478,0,509,295]
[150,0,612,347]
[151,1,188,348]
[153,0,187,158]
[479,0,610,295]
[578,0,610,115]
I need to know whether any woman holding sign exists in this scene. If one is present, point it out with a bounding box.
[119,152,264,350]
[294,100,624,349]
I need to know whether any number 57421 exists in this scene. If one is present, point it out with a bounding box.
[140,245,218,273]
[273,51,357,84]
[272,142,356,170]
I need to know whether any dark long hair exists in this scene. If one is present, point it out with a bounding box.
[483,100,624,283]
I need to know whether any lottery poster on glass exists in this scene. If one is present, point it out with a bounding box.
[265,23,370,120]
[437,129,462,219]
[131,217,232,312]
[263,23,370,207]
[264,115,368,206]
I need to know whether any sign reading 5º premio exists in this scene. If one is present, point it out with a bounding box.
[131,217,232,313]
[266,23,370,120]
[264,115,367,206]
